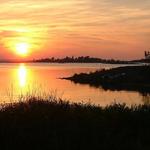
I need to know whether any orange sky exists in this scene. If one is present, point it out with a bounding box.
[0,0,150,60]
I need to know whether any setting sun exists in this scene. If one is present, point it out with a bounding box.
[16,43,29,56]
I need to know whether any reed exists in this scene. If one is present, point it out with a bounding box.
[0,95,150,149]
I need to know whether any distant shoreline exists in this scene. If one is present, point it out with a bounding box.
[0,56,149,64]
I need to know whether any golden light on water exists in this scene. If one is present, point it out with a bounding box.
[18,64,27,87]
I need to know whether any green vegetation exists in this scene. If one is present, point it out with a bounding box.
[64,65,150,93]
[0,96,150,149]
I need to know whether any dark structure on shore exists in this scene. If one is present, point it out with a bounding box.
[145,51,150,59]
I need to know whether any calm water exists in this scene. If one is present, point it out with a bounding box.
[0,63,149,106]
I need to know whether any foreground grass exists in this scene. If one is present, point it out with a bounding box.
[1,97,150,150]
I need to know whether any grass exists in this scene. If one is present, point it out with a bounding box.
[0,95,150,149]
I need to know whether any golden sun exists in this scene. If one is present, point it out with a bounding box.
[16,43,29,56]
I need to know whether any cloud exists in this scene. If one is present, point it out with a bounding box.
[0,0,150,59]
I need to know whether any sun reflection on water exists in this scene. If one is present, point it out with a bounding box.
[18,64,27,88]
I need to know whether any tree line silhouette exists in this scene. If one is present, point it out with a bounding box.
[34,56,134,64]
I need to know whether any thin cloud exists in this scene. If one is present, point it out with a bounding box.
[0,0,149,59]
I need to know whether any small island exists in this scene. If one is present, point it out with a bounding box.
[63,65,150,93]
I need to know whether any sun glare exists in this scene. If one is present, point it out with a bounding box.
[16,43,29,56]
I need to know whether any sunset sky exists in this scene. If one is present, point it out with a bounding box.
[0,0,150,60]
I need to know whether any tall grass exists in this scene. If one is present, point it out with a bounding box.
[0,95,150,149]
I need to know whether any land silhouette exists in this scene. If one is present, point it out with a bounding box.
[0,56,149,64]
[34,56,150,64]
[63,65,150,93]
[34,56,134,64]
